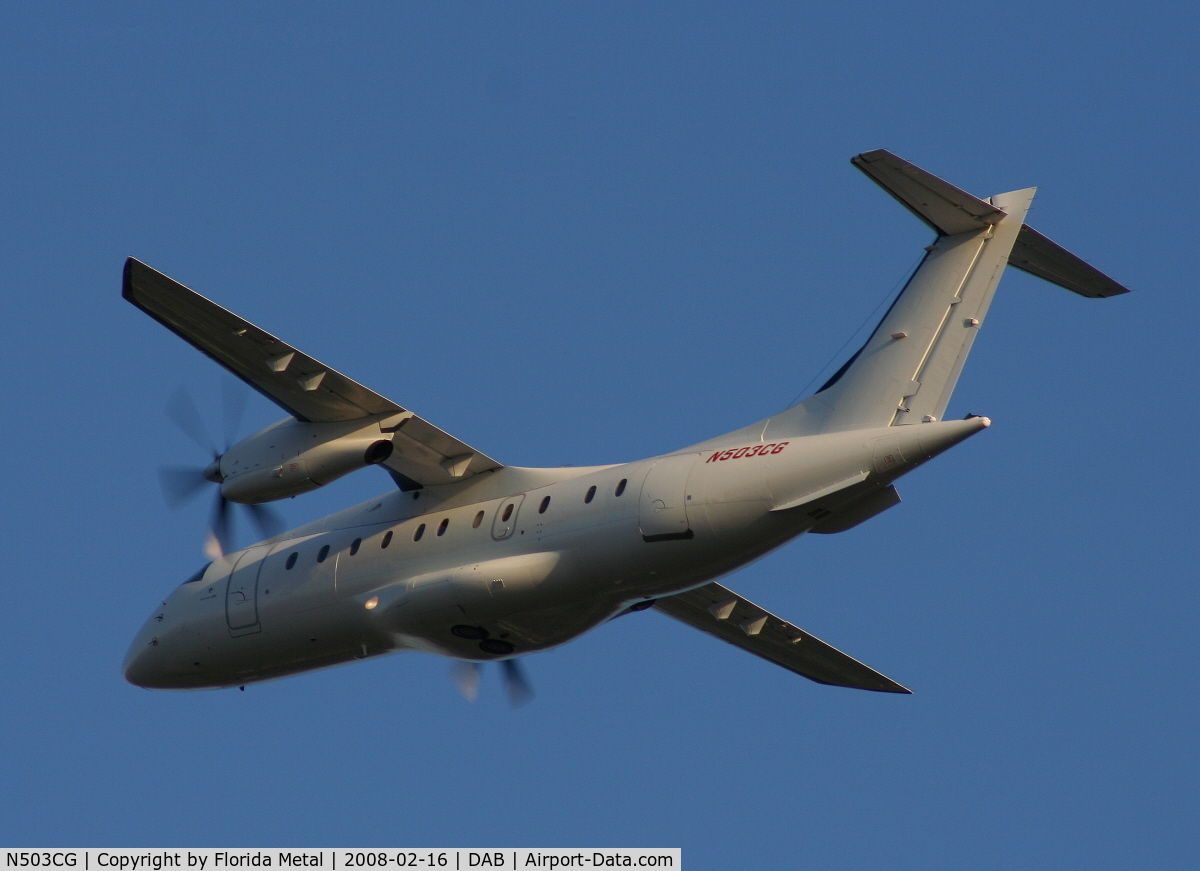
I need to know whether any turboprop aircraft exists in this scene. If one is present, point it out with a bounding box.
[123,150,1130,699]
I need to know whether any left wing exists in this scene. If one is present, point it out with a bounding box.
[653,582,911,693]
[123,257,503,488]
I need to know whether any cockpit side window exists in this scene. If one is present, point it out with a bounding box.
[181,563,211,585]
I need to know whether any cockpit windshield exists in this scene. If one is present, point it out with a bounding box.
[181,563,211,585]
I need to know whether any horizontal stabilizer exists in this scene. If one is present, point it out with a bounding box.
[653,582,911,693]
[852,149,1006,236]
[1009,224,1131,298]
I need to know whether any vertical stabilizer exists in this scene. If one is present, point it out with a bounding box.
[762,152,1039,438]
[682,151,1131,456]
[771,185,1033,435]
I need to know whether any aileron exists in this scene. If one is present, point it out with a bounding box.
[123,257,502,488]
[124,257,399,422]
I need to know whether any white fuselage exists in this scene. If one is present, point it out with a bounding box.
[121,151,1129,693]
[124,419,983,689]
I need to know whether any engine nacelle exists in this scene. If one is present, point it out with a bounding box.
[217,416,394,504]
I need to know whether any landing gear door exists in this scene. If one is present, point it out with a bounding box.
[491,494,525,541]
[639,453,698,542]
[225,544,272,636]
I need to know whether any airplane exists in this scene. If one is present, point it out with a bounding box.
[122,150,1130,700]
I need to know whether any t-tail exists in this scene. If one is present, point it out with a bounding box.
[752,150,1130,440]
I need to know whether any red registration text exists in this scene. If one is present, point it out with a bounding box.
[706,442,789,462]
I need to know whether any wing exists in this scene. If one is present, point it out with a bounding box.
[653,582,911,693]
[123,257,503,487]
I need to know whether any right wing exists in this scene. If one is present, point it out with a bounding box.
[123,257,503,488]
[653,581,911,693]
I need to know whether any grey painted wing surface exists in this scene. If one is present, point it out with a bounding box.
[124,257,401,422]
[653,582,911,693]
[123,257,502,486]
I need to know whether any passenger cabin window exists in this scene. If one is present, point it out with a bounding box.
[615,478,627,497]
[539,496,551,514]
[501,504,514,522]
[381,531,393,549]
[437,518,449,536]
[473,511,484,528]
[414,524,426,542]
[585,485,596,504]
[285,552,298,570]
[350,538,362,556]
[317,545,331,563]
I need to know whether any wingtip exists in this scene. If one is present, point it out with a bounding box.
[122,256,139,301]
[867,677,912,694]
[851,148,890,165]
[870,681,912,694]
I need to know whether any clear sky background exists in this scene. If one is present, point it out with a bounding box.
[1,3,1196,868]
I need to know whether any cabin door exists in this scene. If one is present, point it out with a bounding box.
[639,454,698,542]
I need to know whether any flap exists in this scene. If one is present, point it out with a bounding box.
[653,581,911,693]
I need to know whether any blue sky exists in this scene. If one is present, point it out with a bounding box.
[2,3,1197,868]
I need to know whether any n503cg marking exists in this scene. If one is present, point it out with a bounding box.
[707,442,790,462]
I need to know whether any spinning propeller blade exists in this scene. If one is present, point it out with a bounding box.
[158,465,211,508]
[450,659,534,706]
[205,488,232,559]
[166,388,217,458]
[161,384,285,558]
[221,377,247,451]
[246,502,286,541]
[502,659,534,707]
[451,662,482,701]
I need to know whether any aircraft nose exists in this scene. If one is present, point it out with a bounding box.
[123,620,176,689]
[124,637,160,688]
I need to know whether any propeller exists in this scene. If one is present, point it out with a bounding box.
[451,658,534,707]
[451,661,482,701]
[158,383,284,558]
[502,659,534,707]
